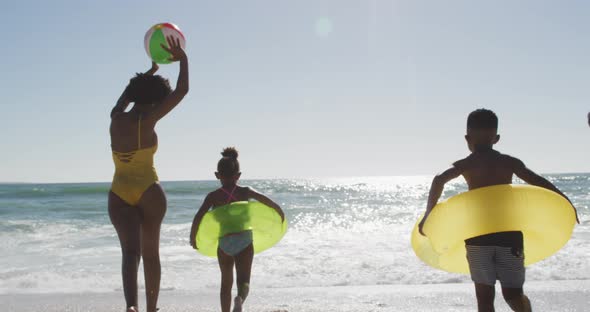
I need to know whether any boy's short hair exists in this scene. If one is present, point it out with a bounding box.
[467,109,498,130]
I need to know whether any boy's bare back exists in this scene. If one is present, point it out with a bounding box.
[453,149,523,191]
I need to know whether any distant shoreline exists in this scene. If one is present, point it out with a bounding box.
[1,172,589,185]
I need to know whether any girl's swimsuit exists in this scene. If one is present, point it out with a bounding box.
[111,116,159,206]
[217,185,254,256]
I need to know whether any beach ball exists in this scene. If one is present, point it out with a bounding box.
[144,23,186,64]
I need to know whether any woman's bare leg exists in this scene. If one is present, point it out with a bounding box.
[109,191,141,311]
[138,183,167,312]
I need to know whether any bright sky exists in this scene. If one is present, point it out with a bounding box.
[1,1,589,183]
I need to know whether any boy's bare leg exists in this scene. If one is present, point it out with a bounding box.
[217,248,235,312]
[475,283,496,312]
[502,287,532,312]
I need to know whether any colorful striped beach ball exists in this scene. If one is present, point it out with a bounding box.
[144,23,186,64]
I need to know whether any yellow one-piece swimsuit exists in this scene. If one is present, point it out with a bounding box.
[111,116,158,206]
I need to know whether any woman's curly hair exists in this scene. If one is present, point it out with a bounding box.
[126,73,172,105]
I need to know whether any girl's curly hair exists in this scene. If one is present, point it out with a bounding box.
[217,147,240,177]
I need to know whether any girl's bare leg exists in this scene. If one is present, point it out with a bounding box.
[217,248,235,312]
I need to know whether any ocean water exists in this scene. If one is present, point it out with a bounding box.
[1,175,589,294]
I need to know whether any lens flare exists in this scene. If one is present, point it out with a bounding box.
[315,18,334,37]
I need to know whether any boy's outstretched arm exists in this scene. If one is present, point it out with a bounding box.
[513,159,580,224]
[248,188,285,222]
[419,167,462,236]
[189,195,213,250]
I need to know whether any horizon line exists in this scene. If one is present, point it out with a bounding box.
[2,171,589,185]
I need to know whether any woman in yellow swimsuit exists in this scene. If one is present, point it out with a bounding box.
[109,36,188,312]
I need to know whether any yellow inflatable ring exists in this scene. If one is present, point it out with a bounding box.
[196,201,287,258]
[411,184,576,273]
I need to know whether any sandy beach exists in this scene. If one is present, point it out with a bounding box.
[3,280,589,312]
